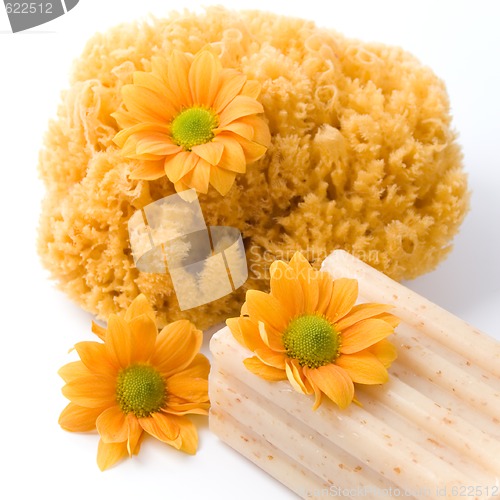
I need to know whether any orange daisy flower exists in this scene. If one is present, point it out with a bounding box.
[112,49,270,195]
[58,294,210,470]
[226,253,399,410]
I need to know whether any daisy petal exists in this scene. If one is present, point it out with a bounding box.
[255,347,286,370]
[183,159,211,194]
[213,134,246,173]
[238,115,271,147]
[122,136,165,161]
[243,357,287,381]
[121,85,175,123]
[258,321,286,352]
[151,56,169,83]
[139,411,180,442]
[127,313,157,363]
[133,71,170,98]
[217,120,254,141]
[58,361,90,383]
[167,50,193,107]
[191,141,224,166]
[189,50,221,106]
[245,290,289,332]
[285,359,313,394]
[164,151,199,184]
[336,351,389,385]
[62,375,116,408]
[226,317,245,347]
[167,375,209,404]
[340,318,395,354]
[315,271,334,315]
[304,364,354,409]
[129,160,167,180]
[106,315,132,367]
[373,312,401,328]
[174,179,191,194]
[97,439,128,471]
[112,110,139,129]
[96,406,128,443]
[289,253,319,313]
[127,414,143,457]
[213,69,247,113]
[173,353,211,379]
[368,339,398,368]
[136,136,182,156]
[219,95,264,127]
[124,294,157,323]
[240,80,261,99]
[240,301,249,316]
[164,400,209,416]
[74,341,117,377]
[325,278,358,323]
[151,320,202,377]
[59,403,103,432]
[114,122,171,147]
[289,251,311,273]
[236,135,268,163]
[311,382,323,411]
[91,321,107,341]
[209,166,236,195]
[230,317,267,352]
[335,303,395,331]
[269,260,305,317]
[176,415,198,454]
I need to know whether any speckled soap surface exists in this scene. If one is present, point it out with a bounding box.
[209,251,500,500]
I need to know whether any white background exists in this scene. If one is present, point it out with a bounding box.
[0,1,499,499]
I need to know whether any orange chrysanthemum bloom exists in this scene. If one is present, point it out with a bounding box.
[227,253,399,410]
[58,294,210,471]
[112,49,270,195]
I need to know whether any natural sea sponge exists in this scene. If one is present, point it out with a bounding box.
[38,7,469,329]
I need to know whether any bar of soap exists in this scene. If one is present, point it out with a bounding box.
[209,250,500,499]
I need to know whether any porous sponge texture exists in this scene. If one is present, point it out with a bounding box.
[38,7,469,329]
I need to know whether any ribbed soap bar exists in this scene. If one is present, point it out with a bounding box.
[209,250,500,499]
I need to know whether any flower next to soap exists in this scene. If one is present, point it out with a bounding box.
[112,49,270,195]
[226,252,399,410]
[58,294,210,470]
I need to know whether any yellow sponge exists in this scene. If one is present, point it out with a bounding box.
[37,7,469,329]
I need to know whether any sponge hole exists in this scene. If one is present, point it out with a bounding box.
[402,237,415,254]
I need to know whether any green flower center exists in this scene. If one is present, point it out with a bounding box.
[170,106,219,150]
[282,314,340,369]
[116,364,166,418]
